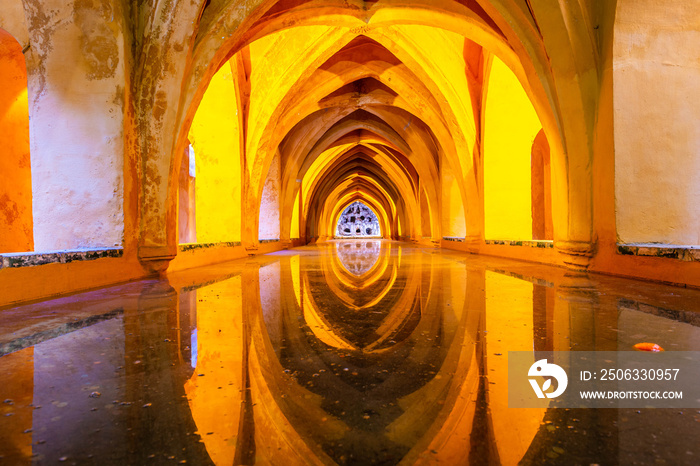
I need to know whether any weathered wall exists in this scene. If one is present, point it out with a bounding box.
[614,0,700,245]
[0,1,29,48]
[0,29,33,253]
[484,57,542,241]
[259,151,281,240]
[25,0,126,250]
[188,63,242,244]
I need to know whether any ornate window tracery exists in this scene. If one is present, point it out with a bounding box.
[336,201,381,237]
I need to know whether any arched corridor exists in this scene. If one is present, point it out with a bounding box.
[0,0,697,301]
[0,1,699,464]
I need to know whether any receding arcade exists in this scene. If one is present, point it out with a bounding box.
[174,4,556,261]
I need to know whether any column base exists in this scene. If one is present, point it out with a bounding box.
[556,240,596,270]
[243,240,259,255]
[463,236,482,253]
[138,245,176,274]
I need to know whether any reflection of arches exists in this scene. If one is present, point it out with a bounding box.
[0,28,32,253]
[333,240,385,281]
[249,245,483,464]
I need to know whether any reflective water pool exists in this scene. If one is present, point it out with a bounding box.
[1,241,699,465]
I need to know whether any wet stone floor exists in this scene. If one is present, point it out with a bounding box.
[1,240,699,465]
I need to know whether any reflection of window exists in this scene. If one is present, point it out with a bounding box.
[336,201,381,237]
[336,240,381,276]
[190,328,198,369]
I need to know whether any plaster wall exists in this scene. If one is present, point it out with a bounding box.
[614,0,700,245]
[26,0,126,250]
[484,57,541,241]
[0,30,33,253]
[259,151,281,240]
[188,64,242,243]
[440,154,466,237]
[0,0,29,48]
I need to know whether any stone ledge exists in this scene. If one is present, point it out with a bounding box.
[0,308,124,357]
[0,247,123,269]
[485,239,554,248]
[179,242,242,252]
[259,238,280,244]
[618,298,700,327]
[491,268,554,288]
[443,237,465,242]
[617,243,700,262]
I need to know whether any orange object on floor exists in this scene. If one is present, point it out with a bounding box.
[633,342,664,352]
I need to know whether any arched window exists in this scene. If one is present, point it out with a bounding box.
[336,201,381,237]
[178,143,197,244]
[0,28,32,253]
[484,56,544,241]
